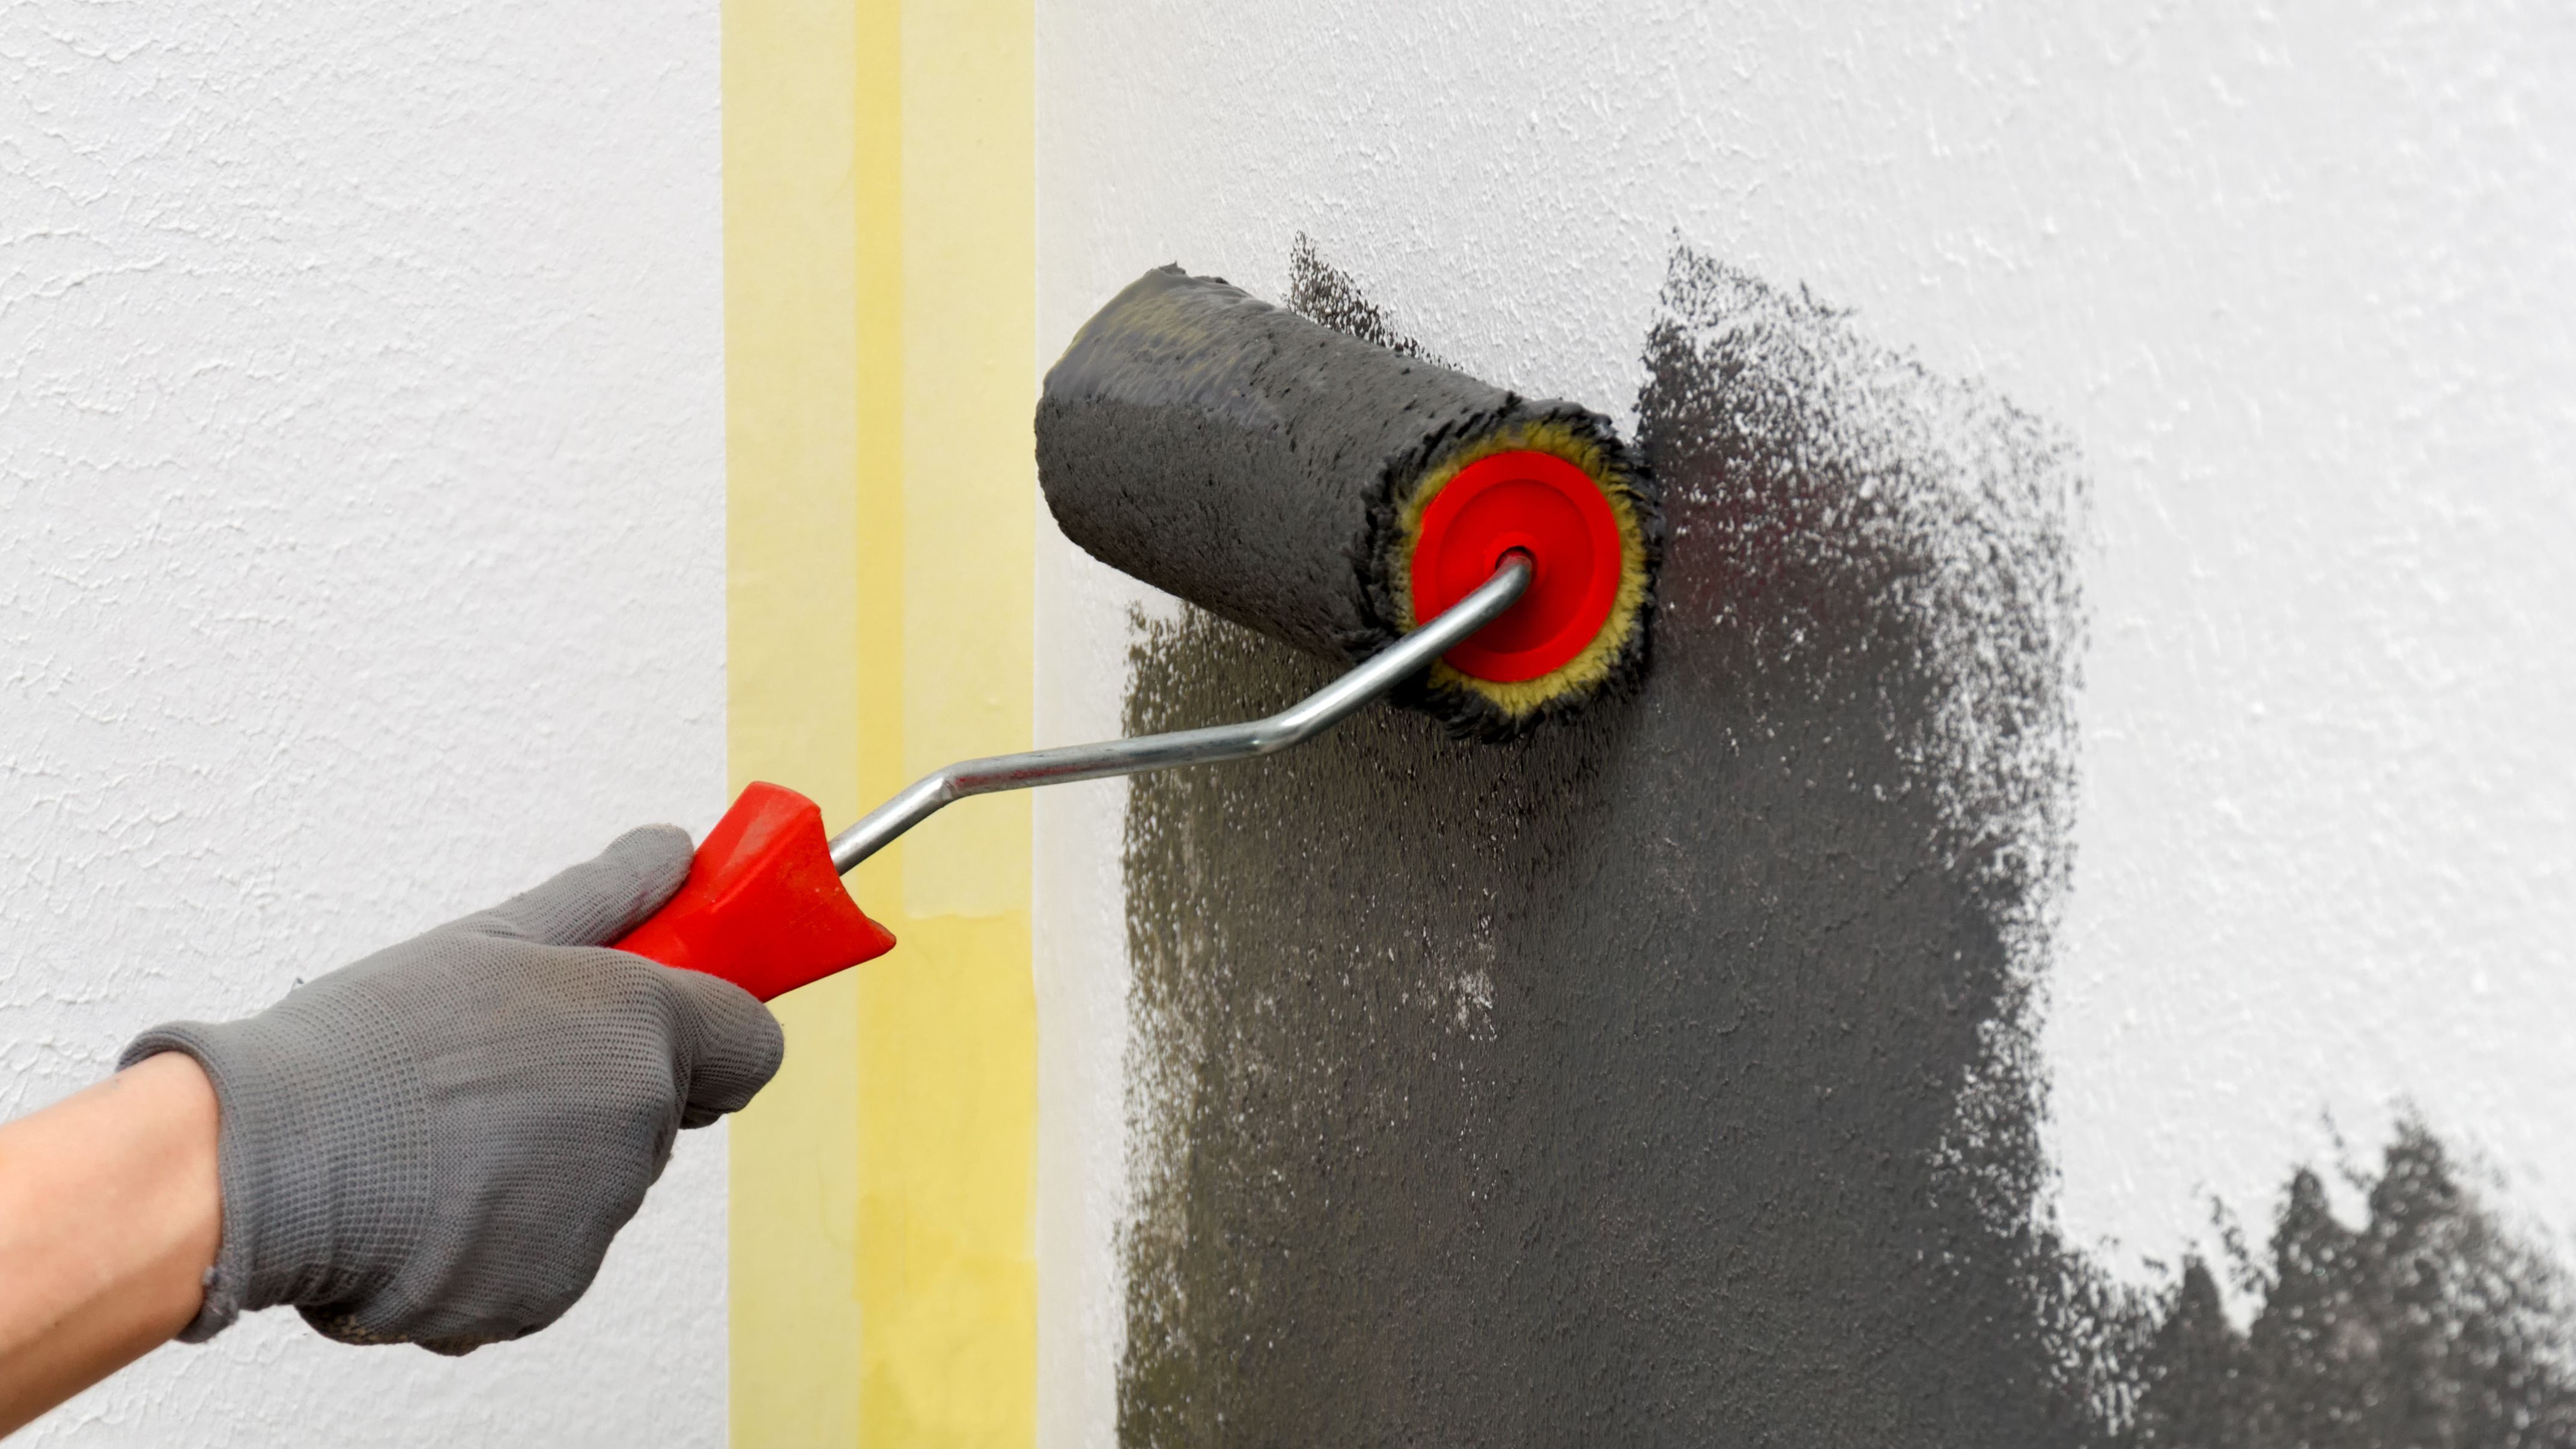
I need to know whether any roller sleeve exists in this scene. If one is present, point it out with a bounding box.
[1036,264,1663,738]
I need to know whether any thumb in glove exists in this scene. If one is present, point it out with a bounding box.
[121,825,785,1353]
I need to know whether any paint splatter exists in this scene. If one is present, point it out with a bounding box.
[1279,234,1447,366]
[1113,242,2576,1445]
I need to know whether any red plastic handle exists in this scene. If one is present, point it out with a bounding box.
[613,781,897,1001]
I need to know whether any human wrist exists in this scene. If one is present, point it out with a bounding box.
[108,1053,225,1331]
[121,991,431,1342]
[0,1051,220,1436]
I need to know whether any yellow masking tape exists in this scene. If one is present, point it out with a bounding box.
[729,0,1037,1443]
[897,0,1038,922]
[724,0,864,1442]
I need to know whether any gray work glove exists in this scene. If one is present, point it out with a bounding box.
[120,825,782,1353]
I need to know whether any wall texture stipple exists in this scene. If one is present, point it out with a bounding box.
[4,2,727,1442]
[1111,245,2576,1446]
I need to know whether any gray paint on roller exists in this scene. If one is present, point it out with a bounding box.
[1037,264,1656,739]
[1114,243,2576,1445]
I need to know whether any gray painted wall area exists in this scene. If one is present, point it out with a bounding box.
[1112,245,2576,1445]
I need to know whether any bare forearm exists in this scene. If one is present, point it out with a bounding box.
[0,1051,220,1438]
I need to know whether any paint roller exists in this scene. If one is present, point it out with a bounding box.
[613,266,1665,999]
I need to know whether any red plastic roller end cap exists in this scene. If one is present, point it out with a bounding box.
[1409,449,1625,683]
[613,781,896,1001]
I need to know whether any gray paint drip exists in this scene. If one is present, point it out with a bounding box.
[1114,242,2576,1446]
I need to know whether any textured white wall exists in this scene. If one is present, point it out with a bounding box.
[2,2,728,1444]
[1035,3,2576,1442]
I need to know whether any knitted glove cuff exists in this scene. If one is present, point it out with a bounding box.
[121,987,433,1342]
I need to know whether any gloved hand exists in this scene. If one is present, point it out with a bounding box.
[119,825,782,1354]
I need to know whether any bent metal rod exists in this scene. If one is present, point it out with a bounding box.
[824,552,1536,873]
